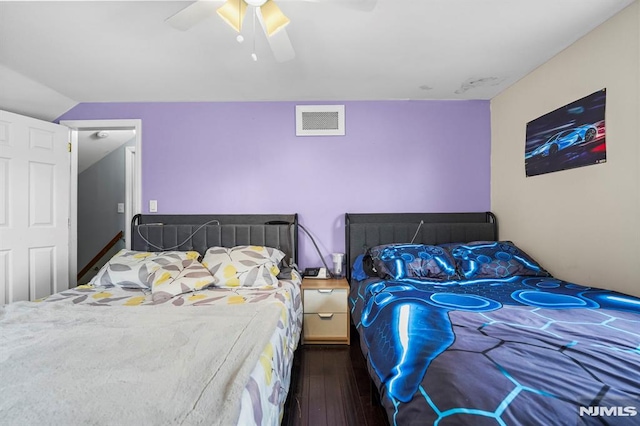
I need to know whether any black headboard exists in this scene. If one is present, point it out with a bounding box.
[131,214,298,266]
[345,212,498,281]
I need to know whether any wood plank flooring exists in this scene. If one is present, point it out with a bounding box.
[282,328,388,426]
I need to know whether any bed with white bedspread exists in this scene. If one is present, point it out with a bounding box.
[0,214,302,426]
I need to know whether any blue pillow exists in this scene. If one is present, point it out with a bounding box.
[351,254,368,281]
[369,244,458,280]
[448,241,551,279]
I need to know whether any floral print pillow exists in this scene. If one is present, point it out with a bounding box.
[149,259,215,302]
[89,249,200,289]
[202,246,285,288]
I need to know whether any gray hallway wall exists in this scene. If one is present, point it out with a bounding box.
[78,138,135,271]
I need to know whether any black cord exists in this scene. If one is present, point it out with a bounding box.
[264,221,298,269]
[136,219,220,251]
[298,223,334,278]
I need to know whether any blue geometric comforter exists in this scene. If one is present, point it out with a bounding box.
[349,276,640,425]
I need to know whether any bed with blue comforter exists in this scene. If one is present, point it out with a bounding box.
[346,213,640,426]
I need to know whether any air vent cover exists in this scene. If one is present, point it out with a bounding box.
[296,105,345,136]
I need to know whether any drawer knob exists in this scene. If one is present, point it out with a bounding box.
[317,313,334,319]
[318,289,333,293]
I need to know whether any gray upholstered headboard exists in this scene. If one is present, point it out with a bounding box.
[345,212,498,281]
[131,214,298,266]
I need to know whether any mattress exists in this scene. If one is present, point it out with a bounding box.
[349,275,640,425]
[0,276,302,426]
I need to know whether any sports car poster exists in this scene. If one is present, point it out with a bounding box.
[525,89,606,177]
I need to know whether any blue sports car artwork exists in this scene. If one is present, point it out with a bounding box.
[525,89,606,177]
[525,124,597,160]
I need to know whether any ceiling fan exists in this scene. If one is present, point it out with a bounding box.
[165,0,377,63]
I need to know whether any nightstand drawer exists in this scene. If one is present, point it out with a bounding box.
[303,289,347,313]
[303,313,348,342]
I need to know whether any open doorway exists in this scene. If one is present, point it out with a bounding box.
[61,119,142,287]
[76,129,134,283]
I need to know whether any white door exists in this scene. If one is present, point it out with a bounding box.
[0,110,70,303]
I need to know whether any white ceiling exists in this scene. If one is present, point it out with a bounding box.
[78,129,136,174]
[0,0,635,121]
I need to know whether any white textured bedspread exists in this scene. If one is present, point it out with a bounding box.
[0,301,281,426]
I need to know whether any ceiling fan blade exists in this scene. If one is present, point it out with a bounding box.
[264,27,296,63]
[256,7,296,63]
[165,0,219,31]
[297,0,377,12]
[344,0,377,12]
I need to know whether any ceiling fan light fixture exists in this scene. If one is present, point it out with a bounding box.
[217,0,248,33]
[260,0,290,36]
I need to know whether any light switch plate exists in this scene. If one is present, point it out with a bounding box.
[149,200,158,213]
[117,203,125,213]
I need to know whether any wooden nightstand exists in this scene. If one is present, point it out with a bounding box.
[302,277,350,345]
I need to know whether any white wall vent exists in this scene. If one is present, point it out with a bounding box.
[296,105,345,136]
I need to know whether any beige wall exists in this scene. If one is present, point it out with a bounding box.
[491,1,640,297]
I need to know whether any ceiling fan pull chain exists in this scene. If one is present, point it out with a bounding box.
[237,0,244,43]
[251,7,258,61]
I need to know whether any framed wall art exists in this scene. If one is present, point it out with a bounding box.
[525,89,606,177]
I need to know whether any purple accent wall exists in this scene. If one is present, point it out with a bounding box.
[58,100,491,269]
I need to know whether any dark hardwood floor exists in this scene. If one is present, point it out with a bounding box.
[282,327,388,426]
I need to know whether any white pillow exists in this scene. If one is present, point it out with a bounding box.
[202,245,285,288]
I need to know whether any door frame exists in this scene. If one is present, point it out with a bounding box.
[60,119,142,288]
[125,145,137,251]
